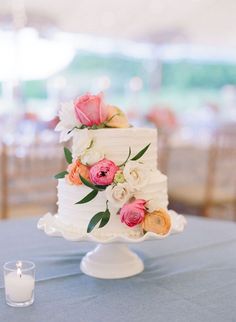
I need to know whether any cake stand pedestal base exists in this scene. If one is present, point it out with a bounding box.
[80,243,144,279]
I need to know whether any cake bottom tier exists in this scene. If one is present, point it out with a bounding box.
[57,173,168,238]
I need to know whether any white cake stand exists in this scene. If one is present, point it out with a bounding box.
[37,211,186,279]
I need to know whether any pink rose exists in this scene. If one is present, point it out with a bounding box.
[120,199,146,227]
[74,92,108,127]
[89,159,119,186]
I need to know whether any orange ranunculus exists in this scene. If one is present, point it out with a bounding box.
[106,105,129,128]
[142,208,171,235]
[66,159,90,185]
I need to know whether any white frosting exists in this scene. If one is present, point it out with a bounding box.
[72,128,158,168]
[134,170,168,211]
[57,127,169,237]
[57,179,140,237]
[57,170,168,237]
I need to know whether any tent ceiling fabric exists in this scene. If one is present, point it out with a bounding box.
[0,0,235,48]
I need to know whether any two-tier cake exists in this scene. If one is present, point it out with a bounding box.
[50,92,176,238]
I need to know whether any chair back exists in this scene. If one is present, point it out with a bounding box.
[1,135,65,219]
[204,122,236,215]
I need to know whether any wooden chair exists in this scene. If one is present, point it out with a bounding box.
[0,137,66,219]
[158,130,172,174]
[168,123,236,219]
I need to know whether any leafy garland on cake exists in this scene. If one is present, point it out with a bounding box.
[54,92,171,236]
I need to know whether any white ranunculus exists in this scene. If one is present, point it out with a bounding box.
[80,148,104,166]
[123,161,150,190]
[72,129,92,160]
[106,183,133,208]
[55,101,79,142]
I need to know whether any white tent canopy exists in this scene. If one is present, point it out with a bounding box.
[0,0,236,48]
[0,0,236,82]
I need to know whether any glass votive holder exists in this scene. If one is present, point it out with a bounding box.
[4,260,35,307]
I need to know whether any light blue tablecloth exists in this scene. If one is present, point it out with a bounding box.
[0,216,236,322]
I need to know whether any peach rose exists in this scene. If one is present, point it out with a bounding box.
[66,159,90,185]
[74,92,108,127]
[142,209,171,235]
[106,106,129,128]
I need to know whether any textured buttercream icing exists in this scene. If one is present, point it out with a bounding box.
[57,127,169,237]
[72,128,158,168]
[57,172,168,237]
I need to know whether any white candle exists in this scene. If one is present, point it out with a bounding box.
[5,271,35,303]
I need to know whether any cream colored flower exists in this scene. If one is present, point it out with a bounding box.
[80,148,104,166]
[123,161,149,190]
[106,183,133,208]
[55,101,79,142]
[72,129,92,160]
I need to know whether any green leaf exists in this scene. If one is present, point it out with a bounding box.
[54,171,68,179]
[64,147,72,164]
[79,175,106,191]
[79,175,99,190]
[75,190,98,204]
[99,208,110,228]
[131,143,151,161]
[95,184,107,191]
[79,124,87,129]
[87,212,104,233]
[118,147,131,167]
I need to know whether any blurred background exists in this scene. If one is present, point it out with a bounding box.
[0,0,236,220]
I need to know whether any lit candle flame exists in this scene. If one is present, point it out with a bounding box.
[16,261,22,278]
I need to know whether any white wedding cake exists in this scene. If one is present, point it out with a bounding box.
[52,92,173,238]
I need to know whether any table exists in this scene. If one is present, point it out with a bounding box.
[0,216,236,322]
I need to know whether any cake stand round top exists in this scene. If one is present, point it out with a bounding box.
[37,210,187,244]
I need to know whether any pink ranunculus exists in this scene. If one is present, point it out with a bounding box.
[89,159,119,186]
[120,199,146,227]
[74,92,108,127]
